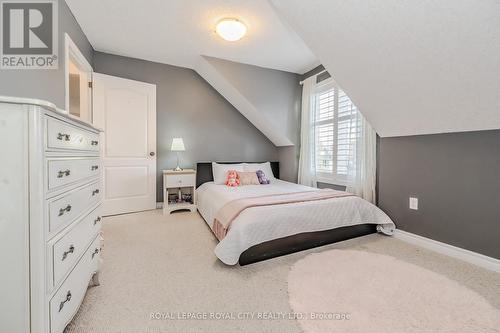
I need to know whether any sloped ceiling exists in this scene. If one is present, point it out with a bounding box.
[270,0,500,137]
[195,56,296,146]
[65,0,319,74]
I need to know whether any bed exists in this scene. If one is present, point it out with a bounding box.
[196,162,395,265]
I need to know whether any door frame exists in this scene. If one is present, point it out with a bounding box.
[64,33,93,121]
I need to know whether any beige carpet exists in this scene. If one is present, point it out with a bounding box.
[288,250,500,333]
[66,209,500,333]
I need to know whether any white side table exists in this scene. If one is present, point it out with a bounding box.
[163,169,197,214]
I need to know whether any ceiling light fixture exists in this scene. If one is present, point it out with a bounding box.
[215,18,247,42]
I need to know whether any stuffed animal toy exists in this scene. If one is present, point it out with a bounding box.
[225,170,240,187]
[256,170,270,184]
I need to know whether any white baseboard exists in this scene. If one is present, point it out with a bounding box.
[156,202,163,209]
[394,230,500,273]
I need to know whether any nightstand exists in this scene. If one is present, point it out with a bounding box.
[163,169,197,214]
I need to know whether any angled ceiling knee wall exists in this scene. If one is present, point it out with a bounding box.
[270,0,500,137]
[195,56,299,147]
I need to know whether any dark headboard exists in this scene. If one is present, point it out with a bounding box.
[196,162,279,188]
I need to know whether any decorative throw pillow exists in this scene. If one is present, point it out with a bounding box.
[212,162,244,185]
[243,162,275,180]
[225,170,240,187]
[238,171,261,185]
[256,170,270,184]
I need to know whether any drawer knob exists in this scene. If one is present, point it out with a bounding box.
[58,204,72,216]
[91,165,99,171]
[57,169,71,178]
[57,133,70,141]
[58,291,72,312]
[91,248,100,259]
[94,216,101,225]
[92,189,100,196]
[62,245,75,261]
[91,140,99,146]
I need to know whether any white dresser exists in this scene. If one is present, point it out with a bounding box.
[0,97,103,333]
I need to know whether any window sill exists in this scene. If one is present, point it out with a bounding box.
[315,176,351,187]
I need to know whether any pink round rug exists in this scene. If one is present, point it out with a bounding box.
[287,250,500,333]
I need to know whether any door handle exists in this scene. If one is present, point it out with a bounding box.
[150,152,155,156]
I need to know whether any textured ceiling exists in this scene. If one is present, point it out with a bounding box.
[271,0,500,137]
[65,0,319,74]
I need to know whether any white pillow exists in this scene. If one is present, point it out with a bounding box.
[243,162,275,180]
[212,162,244,185]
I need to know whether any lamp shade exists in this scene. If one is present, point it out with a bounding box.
[170,138,185,151]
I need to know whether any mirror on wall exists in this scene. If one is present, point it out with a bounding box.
[65,33,93,123]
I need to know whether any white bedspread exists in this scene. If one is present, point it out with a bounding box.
[196,180,395,265]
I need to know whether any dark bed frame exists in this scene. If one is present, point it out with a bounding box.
[196,162,376,265]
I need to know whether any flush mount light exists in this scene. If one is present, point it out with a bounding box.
[215,18,247,42]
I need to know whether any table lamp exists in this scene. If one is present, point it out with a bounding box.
[171,138,185,171]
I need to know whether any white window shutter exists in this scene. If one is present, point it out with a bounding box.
[313,80,361,184]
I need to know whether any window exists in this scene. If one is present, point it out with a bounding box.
[313,80,361,184]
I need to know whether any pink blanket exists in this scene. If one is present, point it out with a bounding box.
[212,189,353,241]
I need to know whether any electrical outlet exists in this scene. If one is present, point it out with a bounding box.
[409,197,418,210]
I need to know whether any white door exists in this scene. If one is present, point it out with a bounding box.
[93,73,157,216]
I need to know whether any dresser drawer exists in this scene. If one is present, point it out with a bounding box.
[47,158,100,191]
[46,117,99,152]
[51,205,102,287]
[48,181,101,234]
[49,235,101,333]
[166,174,195,188]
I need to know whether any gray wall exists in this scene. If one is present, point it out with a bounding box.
[203,56,302,183]
[278,146,299,183]
[93,52,278,202]
[0,0,93,108]
[378,130,500,259]
[204,57,302,145]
